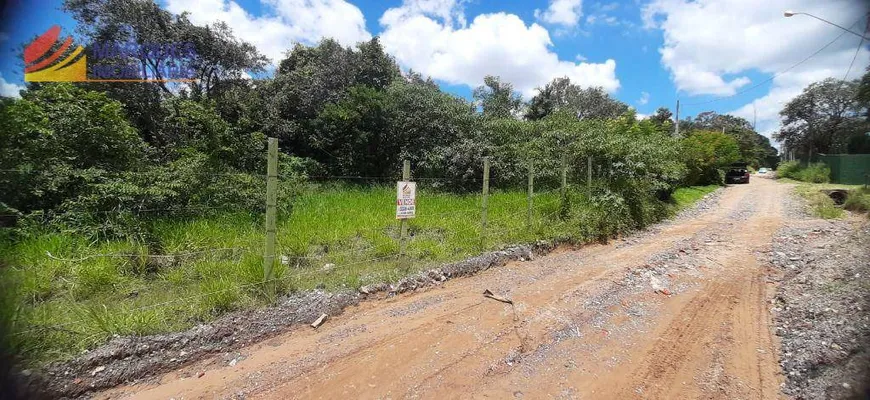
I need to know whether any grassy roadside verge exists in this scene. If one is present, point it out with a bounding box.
[671,185,719,211]
[1,184,719,365]
[779,179,869,219]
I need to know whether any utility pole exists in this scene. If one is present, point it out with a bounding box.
[752,101,757,131]
[674,99,680,137]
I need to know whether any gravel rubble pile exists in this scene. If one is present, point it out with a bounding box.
[768,219,870,399]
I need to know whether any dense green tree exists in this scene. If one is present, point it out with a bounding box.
[0,83,146,212]
[355,37,402,90]
[681,130,741,185]
[268,38,401,155]
[649,107,673,125]
[311,85,391,176]
[473,75,523,119]
[525,77,629,121]
[857,66,870,119]
[405,69,440,89]
[386,78,476,178]
[62,0,267,149]
[646,107,675,136]
[209,79,268,136]
[157,98,265,171]
[775,78,868,158]
[63,0,267,95]
[680,111,778,168]
[847,132,870,153]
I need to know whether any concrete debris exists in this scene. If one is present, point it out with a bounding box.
[311,313,328,329]
[649,276,665,292]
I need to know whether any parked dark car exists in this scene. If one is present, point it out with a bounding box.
[726,163,750,184]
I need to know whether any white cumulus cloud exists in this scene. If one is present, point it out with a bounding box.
[535,0,584,27]
[380,0,619,98]
[381,0,468,28]
[644,0,870,137]
[165,0,371,64]
[638,91,650,105]
[0,73,24,98]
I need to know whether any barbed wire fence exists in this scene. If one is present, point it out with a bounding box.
[2,138,598,339]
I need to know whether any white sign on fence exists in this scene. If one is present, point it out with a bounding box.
[396,181,416,219]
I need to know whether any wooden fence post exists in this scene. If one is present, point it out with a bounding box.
[561,153,567,197]
[263,137,279,297]
[399,160,410,265]
[527,161,534,227]
[481,157,490,249]
[587,155,593,195]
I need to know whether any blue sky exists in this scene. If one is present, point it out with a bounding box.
[1,0,868,141]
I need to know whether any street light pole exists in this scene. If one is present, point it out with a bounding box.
[784,11,870,40]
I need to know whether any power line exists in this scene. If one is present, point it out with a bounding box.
[682,15,864,107]
[841,16,867,82]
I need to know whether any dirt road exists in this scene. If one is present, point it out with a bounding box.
[100,178,793,399]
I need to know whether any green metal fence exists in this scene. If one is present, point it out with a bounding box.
[818,154,870,185]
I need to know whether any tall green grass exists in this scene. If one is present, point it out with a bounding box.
[844,188,870,214]
[0,183,713,364]
[790,182,868,220]
[807,192,845,219]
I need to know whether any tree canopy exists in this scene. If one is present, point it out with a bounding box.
[679,111,778,168]
[473,75,523,119]
[525,77,629,121]
[775,77,868,158]
[681,130,741,185]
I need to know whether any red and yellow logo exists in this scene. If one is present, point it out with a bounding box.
[24,25,86,82]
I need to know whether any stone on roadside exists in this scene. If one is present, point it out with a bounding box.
[311,313,328,328]
[650,276,665,292]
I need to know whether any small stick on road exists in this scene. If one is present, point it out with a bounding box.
[483,289,513,304]
[483,289,521,323]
